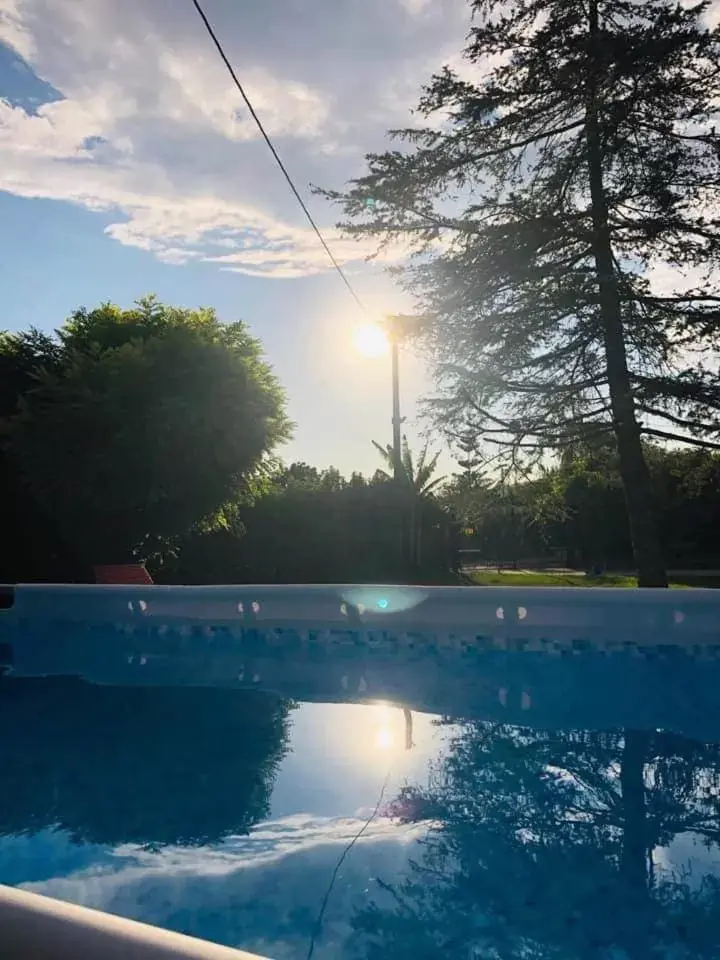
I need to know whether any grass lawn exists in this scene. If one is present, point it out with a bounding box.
[466,570,686,588]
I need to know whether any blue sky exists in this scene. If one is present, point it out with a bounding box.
[0,0,473,476]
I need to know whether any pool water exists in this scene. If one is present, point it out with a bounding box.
[2,648,720,959]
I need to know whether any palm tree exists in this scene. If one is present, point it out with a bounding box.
[373,436,445,566]
[372,436,445,498]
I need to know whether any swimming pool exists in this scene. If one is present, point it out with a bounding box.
[2,584,720,958]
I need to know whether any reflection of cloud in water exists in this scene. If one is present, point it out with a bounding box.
[655,831,720,891]
[21,815,427,959]
[0,830,123,886]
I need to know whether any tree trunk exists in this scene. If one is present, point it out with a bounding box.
[585,0,667,588]
[620,730,650,892]
[619,729,652,957]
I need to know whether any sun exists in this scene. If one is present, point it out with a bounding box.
[354,324,388,358]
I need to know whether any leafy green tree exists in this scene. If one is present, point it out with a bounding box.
[3,299,291,565]
[58,295,218,353]
[438,469,488,529]
[275,461,324,489]
[0,328,61,421]
[0,329,84,580]
[647,447,720,568]
[273,462,358,493]
[443,469,565,567]
[558,440,632,570]
[324,0,720,587]
[444,443,720,573]
[555,442,720,571]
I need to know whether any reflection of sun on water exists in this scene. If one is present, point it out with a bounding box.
[334,702,415,767]
[372,704,397,753]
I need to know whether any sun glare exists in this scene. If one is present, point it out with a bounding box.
[354,324,388,358]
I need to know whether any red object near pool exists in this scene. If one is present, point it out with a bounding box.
[93,564,154,585]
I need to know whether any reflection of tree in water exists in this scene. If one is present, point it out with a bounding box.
[354,722,720,959]
[0,677,293,848]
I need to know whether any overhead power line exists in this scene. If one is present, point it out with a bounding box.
[305,766,391,960]
[190,0,368,316]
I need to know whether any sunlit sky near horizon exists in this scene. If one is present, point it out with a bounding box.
[0,0,477,477]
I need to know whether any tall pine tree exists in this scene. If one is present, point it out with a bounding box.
[322,0,720,586]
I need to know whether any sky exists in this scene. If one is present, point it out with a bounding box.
[0,0,475,477]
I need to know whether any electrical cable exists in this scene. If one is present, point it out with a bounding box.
[190,0,368,317]
[187,11,390,939]
[305,767,392,960]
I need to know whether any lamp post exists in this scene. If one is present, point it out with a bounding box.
[354,314,419,479]
[385,314,414,486]
[385,315,410,572]
[390,335,402,485]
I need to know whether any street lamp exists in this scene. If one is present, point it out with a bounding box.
[386,314,427,483]
[355,314,424,575]
[389,330,403,484]
[354,314,426,485]
[354,318,404,483]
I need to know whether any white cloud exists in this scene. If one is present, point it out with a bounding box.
[21,815,428,959]
[153,48,330,142]
[0,0,469,277]
[680,0,720,28]
[0,0,34,60]
[645,261,711,298]
[22,814,424,896]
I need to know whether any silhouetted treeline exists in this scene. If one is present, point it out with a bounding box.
[2,303,719,585]
[447,441,720,573]
[156,464,458,585]
[4,438,720,583]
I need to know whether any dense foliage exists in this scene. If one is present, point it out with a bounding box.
[323,0,720,586]
[158,460,457,585]
[0,297,290,572]
[445,442,720,572]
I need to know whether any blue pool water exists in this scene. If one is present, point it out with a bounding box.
[2,584,720,957]
[2,643,720,959]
